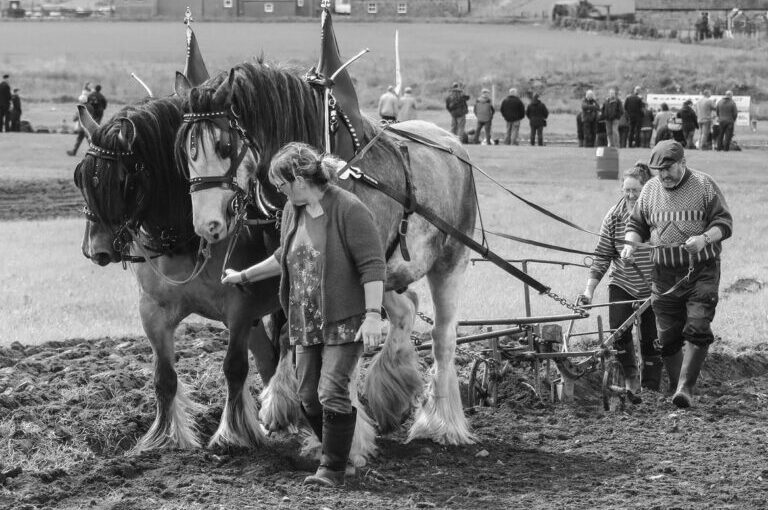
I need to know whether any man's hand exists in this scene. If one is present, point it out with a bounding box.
[355,316,383,353]
[684,235,707,254]
[620,245,636,262]
[577,292,592,305]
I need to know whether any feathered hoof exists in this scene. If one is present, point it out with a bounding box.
[406,400,476,446]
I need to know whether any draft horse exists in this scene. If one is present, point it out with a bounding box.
[74,94,285,452]
[174,61,478,452]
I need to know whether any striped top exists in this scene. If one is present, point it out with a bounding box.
[590,197,653,299]
[627,168,733,268]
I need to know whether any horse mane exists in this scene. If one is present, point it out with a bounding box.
[77,95,194,245]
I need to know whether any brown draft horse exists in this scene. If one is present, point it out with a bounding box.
[174,61,479,460]
[74,95,285,452]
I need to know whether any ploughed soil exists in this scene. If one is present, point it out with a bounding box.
[2,321,768,510]
[0,179,82,221]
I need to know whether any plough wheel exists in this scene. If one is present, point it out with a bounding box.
[602,360,626,412]
[468,358,498,407]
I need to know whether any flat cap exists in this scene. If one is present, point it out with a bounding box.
[648,140,684,169]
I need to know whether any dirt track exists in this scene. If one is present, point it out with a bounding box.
[0,179,82,221]
[2,180,768,509]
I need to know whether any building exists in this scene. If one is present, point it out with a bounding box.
[348,0,468,18]
[635,0,768,30]
[114,0,319,20]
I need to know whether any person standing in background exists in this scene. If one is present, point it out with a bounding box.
[525,92,549,146]
[377,85,399,122]
[581,90,600,148]
[397,87,417,121]
[472,88,494,145]
[67,81,93,156]
[715,90,738,151]
[601,88,624,148]
[624,86,645,148]
[500,87,525,145]
[0,74,11,133]
[445,82,470,141]
[695,90,716,150]
[9,88,21,132]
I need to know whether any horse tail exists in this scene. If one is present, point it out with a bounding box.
[363,289,422,434]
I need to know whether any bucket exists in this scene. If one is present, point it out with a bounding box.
[596,146,619,179]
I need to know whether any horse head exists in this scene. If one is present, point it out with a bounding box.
[176,61,322,243]
[74,97,189,262]
[80,218,121,266]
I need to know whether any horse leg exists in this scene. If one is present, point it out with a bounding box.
[259,322,302,432]
[408,264,476,445]
[248,318,278,385]
[363,289,422,434]
[209,313,265,448]
[133,298,202,453]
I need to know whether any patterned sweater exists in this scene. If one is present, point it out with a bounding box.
[590,197,653,299]
[627,168,733,268]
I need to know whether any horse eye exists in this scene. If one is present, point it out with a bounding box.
[216,140,232,159]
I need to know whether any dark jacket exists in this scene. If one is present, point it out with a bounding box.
[87,90,108,121]
[445,88,469,118]
[500,95,525,122]
[581,98,600,123]
[601,97,623,122]
[10,93,21,114]
[473,95,494,123]
[677,104,699,131]
[275,185,386,323]
[0,80,10,108]
[526,98,549,128]
[624,94,645,121]
[716,97,738,124]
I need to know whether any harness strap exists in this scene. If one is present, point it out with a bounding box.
[385,143,416,262]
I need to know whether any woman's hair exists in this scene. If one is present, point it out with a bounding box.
[268,142,338,189]
[660,102,669,111]
[624,160,652,185]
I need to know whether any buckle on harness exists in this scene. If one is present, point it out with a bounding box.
[398,218,409,236]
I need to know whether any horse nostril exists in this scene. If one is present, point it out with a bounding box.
[94,253,111,266]
[212,232,220,241]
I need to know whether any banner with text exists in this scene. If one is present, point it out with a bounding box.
[646,94,751,127]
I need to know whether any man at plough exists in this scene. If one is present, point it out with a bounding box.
[621,140,733,408]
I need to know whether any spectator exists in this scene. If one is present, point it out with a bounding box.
[695,12,710,41]
[576,112,585,147]
[397,87,417,121]
[500,87,525,145]
[377,85,399,122]
[445,82,470,141]
[580,162,661,394]
[0,74,11,133]
[715,90,738,151]
[622,140,733,408]
[696,89,716,150]
[581,90,600,148]
[472,89,494,145]
[676,99,699,149]
[68,82,96,156]
[618,110,630,148]
[640,106,654,148]
[601,88,624,148]
[525,92,548,146]
[652,103,674,145]
[624,86,645,148]
[87,84,108,122]
[9,88,21,132]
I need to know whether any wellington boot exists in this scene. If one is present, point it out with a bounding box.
[672,343,709,409]
[663,350,683,394]
[301,405,323,442]
[304,408,356,487]
[642,355,663,391]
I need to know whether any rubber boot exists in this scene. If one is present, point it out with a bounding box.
[304,408,356,487]
[616,341,642,404]
[672,343,709,409]
[301,405,323,442]
[642,355,663,391]
[663,350,683,394]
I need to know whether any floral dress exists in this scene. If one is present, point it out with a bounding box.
[286,209,362,347]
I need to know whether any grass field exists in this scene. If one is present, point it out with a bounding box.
[1,133,766,352]
[1,21,766,117]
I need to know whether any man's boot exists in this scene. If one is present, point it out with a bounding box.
[662,350,683,394]
[642,355,663,391]
[301,405,323,442]
[304,408,356,487]
[672,343,709,408]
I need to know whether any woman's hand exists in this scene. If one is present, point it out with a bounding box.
[221,268,246,285]
[356,315,383,353]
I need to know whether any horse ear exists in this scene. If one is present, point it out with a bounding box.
[212,68,235,106]
[117,118,136,151]
[77,104,99,141]
[174,71,192,96]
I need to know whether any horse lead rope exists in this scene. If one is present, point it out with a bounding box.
[127,228,211,286]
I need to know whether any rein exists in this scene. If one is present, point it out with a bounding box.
[127,227,212,286]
